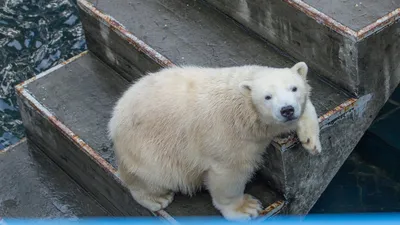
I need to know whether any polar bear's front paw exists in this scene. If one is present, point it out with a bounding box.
[217,194,263,221]
[299,134,322,155]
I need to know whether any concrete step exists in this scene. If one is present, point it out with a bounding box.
[74,0,379,214]
[204,0,400,98]
[15,52,285,220]
[0,139,109,218]
[77,0,355,93]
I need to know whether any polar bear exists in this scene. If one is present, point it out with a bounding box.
[108,62,321,220]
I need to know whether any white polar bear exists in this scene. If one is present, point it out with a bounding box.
[108,62,321,221]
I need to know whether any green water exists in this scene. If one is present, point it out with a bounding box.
[0,0,86,149]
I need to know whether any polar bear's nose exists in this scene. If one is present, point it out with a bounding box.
[280,106,294,118]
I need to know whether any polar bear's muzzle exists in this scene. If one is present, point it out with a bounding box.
[280,105,299,122]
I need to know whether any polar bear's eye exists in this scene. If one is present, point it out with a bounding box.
[292,87,297,92]
[265,95,272,100]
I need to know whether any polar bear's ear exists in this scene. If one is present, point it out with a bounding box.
[291,62,308,80]
[239,81,252,96]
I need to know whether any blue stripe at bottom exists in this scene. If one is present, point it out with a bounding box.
[2,214,400,225]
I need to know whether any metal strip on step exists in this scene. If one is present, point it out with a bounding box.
[255,200,286,222]
[283,0,357,39]
[15,51,88,89]
[0,138,27,154]
[357,8,400,40]
[283,1,400,41]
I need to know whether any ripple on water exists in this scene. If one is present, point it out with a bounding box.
[0,0,87,149]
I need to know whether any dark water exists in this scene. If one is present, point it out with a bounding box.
[0,0,86,149]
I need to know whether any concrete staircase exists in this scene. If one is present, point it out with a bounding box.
[14,0,400,221]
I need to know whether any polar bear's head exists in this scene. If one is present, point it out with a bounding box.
[239,62,310,125]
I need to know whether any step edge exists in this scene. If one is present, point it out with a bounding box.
[77,0,175,68]
[0,138,27,154]
[15,51,89,89]
[15,52,286,221]
[258,200,286,219]
[282,0,357,40]
[357,8,400,40]
[280,0,400,41]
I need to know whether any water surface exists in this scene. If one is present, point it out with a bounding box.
[0,0,86,149]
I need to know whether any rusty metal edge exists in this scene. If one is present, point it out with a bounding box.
[77,0,175,68]
[357,8,400,40]
[258,200,286,218]
[284,1,400,41]
[318,98,358,125]
[0,138,27,153]
[272,98,358,149]
[15,51,88,89]
[14,53,175,221]
[283,0,358,40]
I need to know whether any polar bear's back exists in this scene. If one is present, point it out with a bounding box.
[111,65,255,134]
[115,66,228,130]
[108,66,263,193]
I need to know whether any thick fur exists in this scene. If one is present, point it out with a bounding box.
[108,62,321,220]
